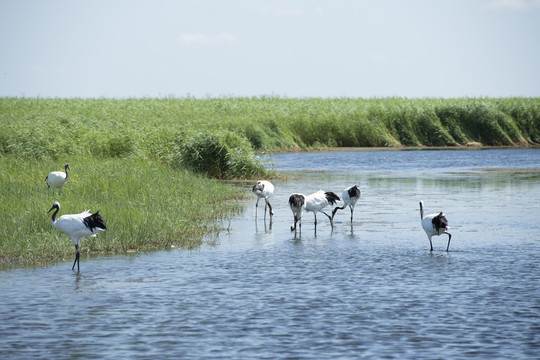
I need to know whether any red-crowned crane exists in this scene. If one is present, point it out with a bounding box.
[252,180,274,219]
[304,190,340,228]
[332,185,361,223]
[48,202,107,272]
[46,163,70,195]
[419,201,451,251]
[289,193,305,234]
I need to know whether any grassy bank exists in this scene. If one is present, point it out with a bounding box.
[1,96,539,267]
[0,156,249,267]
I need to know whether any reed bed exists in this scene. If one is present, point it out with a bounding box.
[1,97,538,157]
[1,96,538,267]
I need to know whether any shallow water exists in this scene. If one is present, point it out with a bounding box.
[1,149,539,359]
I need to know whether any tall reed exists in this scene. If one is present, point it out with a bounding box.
[1,97,537,157]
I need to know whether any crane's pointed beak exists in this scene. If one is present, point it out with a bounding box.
[48,206,55,213]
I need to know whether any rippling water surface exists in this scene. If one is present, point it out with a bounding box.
[1,149,539,359]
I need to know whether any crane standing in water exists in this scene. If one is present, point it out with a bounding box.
[419,201,451,251]
[48,202,107,272]
[252,180,274,220]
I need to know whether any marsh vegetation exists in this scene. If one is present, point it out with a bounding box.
[1,96,538,267]
[2,97,538,158]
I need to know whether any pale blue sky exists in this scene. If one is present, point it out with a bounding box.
[1,0,539,98]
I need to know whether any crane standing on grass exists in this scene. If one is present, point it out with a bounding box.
[46,163,70,195]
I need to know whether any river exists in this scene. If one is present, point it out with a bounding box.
[1,148,539,359]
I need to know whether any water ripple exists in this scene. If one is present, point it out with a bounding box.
[1,149,540,359]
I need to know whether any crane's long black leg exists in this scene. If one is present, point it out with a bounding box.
[446,232,452,252]
[72,245,80,272]
[72,252,79,271]
[266,200,273,216]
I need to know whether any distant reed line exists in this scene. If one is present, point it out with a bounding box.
[1,97,538,161]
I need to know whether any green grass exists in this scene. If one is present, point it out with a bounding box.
[0,156,248,267]
[1,96,539,268]
[1,97,538,158]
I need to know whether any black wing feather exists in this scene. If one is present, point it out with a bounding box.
[289,194,305,208]
[324,191,340,205]
[348,185,361,199]
[83,211,107,232]
[432,212,448,231]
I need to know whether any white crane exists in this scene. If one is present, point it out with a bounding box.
[419,201,451,251]
[332,185,361,223]
[289,193,305,233]
[45,163,70,195]
[304,190,340,228]
[48,202,107,272]
[252,180,274,219]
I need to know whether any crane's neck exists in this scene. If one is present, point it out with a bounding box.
[64,165,69,180]
[419,201,424,219]
[51,206,59,223]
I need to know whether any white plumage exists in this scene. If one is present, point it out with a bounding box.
[419,201,451,251]
[46,163,70,195]
[48,202,107,271]
[304,190,340,228]
[332,185,361,223]
[252,180,274,219]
